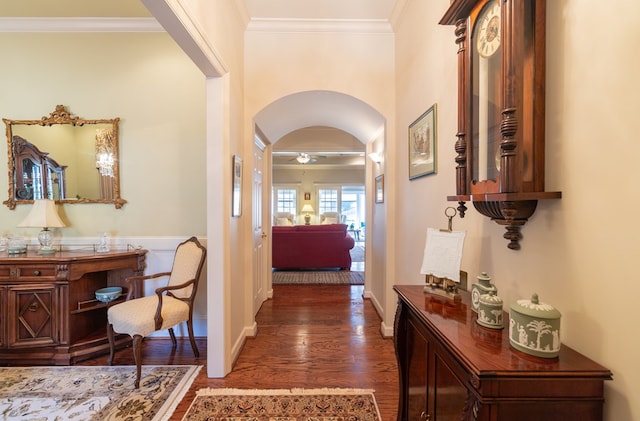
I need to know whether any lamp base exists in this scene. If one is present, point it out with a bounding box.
[304,214,311,225]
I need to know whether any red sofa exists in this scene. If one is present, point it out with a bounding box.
[272,224,355,270]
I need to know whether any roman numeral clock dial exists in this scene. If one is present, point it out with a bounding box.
[476,1,501,58]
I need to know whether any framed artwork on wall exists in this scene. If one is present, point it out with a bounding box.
[375,174,384,203]
[409,103,437,179]
[304,192,311,200]
[232,155,242,217]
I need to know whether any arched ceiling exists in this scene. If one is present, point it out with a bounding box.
[254,90,385,145]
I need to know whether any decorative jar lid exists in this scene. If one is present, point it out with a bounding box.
[510,293,561,320]
[479,291,503,306]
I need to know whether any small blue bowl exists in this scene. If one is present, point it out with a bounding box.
[95,286,123,303]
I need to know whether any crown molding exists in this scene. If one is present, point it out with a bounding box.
[246,18,393,34]
[0,17,164,32]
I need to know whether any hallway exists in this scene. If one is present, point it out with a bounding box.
[87,284,399,420]
[177,284,398,419]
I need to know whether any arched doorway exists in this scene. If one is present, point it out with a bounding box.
[253,90,385,314]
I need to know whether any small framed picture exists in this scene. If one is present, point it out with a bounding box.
[304,192,311,201]
[232,155,242,217]
[409,103,437,179]
[375,174,384,203]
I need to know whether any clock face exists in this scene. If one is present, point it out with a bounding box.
[476,1,501,58]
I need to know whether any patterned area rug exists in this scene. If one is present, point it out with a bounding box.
[0,365,200,421]
[272,270,364,285]
[182,388,381,421]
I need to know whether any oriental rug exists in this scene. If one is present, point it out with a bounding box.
[272,270,364,285]
[0,365,201,421]
[182,388,381,421]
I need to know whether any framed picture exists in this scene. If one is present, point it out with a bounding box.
[408,103,437,179]
[304,192,311,201]
[232,155,242,217]
[375,174,384,203]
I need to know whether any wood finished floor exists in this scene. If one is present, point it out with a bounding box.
[82,284,399,420]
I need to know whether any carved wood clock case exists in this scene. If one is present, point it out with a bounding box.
[440,0,560,250]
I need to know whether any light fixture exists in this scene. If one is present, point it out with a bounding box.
[96,128,115,177]
[368,152,382,164]
[296,153,311,164]
[301,203,314,225]
[17,199,66,254]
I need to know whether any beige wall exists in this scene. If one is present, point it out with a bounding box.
[394,0,640,419]
[0,32,206,238]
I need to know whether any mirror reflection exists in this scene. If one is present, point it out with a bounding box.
[3,105,126,209]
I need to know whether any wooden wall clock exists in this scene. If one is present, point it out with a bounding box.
[440,0,560,250]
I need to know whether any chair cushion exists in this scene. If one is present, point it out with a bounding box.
[168,241,205,299]
[108,295,190,337]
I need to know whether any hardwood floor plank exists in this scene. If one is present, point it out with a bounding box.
[81,284,399,420]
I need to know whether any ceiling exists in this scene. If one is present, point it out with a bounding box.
[0,0,398,167]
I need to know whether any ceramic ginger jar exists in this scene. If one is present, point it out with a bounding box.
[477,291,504,329]
[471,271,497,313]
[509,293,561,358]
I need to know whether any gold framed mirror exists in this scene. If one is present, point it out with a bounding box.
[3,105,126,209]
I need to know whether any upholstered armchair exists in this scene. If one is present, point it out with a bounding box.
[274,212,294,226]
[320,212,343,224]
[106,236,206,388]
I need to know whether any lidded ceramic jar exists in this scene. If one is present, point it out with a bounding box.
[471,272,497,313]
[509,293,561,358]
[476,291,504,329]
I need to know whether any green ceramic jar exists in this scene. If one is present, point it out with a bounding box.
[477,291,504,329]
[471,272,497,313]
[509,293,561,358]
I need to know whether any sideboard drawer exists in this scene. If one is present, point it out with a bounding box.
[16,265,57,279]
[0,265,58,281]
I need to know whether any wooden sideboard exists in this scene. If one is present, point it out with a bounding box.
[0,248,146,365]
[393,285,612,421]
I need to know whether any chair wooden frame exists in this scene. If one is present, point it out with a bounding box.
[106,236,206,388]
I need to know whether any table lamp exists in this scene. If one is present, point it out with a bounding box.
[301,204,314,225]
[17,199,66,254]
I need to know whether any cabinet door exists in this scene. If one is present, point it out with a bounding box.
[7,284,58,347]
[406,319,429,420]
[433,351,470,420]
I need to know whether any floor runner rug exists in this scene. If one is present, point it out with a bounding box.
[0,365,201,421]
[272,270,364,285]
[182,388,381,421]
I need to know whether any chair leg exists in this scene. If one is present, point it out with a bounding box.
[187,319,200,358]
[106,323,116,365]
[169,327,177,347]
[132,334,143,389]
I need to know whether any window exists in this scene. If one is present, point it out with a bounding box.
[318,188,338,214]
[274,187,297,215]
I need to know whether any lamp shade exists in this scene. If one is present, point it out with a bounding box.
[17,199,66,228]
[301,204,314,213]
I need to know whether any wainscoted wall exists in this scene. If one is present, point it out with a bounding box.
[52,235,208,338]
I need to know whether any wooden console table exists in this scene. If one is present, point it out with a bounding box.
[394,285,612,421]
[0,248,146,365]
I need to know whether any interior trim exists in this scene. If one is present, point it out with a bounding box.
[0,17,164,32]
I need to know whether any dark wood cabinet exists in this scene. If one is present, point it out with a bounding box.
[12,135,67,201]
[0,249,146,365]
[394,285,612,420]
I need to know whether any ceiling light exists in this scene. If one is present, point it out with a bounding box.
[296,153,311,164]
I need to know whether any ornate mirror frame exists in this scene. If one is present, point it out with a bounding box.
[3,105,126,209]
